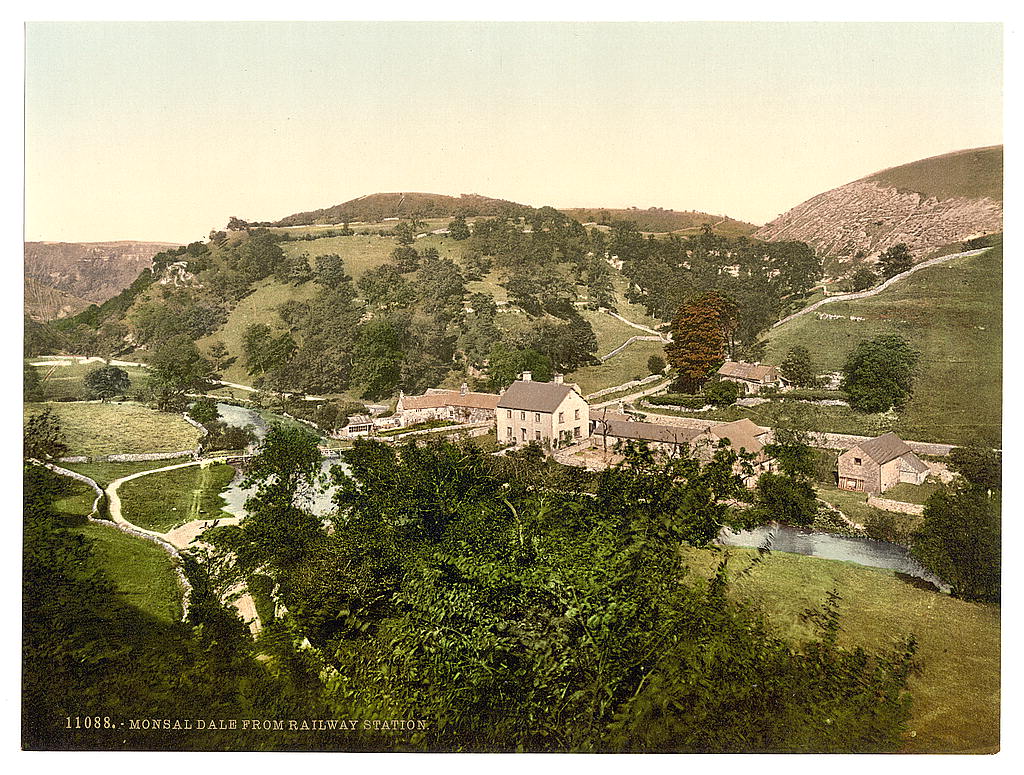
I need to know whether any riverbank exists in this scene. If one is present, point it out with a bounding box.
[681,545,999,753]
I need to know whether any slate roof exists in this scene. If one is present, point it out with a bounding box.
[705,418,772,460]
[400,389,500,411]
[497,380,577,413]
[856,432,927,470]
[717,361,778,382]
[600,419,702,445]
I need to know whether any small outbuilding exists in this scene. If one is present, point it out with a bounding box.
[716,361,786,394]
[836,432,929,494]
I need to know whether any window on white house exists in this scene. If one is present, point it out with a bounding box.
[558,412,564,423]
[854,457,862,465]
[534,412,540,423]
[506,426,513,438]
[535,430,541,440]
[574,409,580,420]
[507,410,512,419]
[520,411,526,421]
[573,426,581,438]
[521,428,527,441]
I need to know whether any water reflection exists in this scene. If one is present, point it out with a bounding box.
[719,523,948,592]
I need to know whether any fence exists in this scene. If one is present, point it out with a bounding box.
[867,496,925,516]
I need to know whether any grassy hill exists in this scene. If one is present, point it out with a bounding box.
[865,145,1003,203]
[763,245,1001,445]
[274,192,531,226]
[682,546,999,753]
[561,207,758,236]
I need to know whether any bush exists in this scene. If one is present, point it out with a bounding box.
[703,380,740,407]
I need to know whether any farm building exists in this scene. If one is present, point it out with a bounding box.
[395,384,500,427]
[716,361,787,394]
[836,432,930,494]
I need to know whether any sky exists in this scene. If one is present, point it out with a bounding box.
[25,21,1003,243]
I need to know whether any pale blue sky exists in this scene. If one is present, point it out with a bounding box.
[25,22,1003,242]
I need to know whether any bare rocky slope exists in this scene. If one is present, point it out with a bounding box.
[24,276,93,321]
[24,241,179,309]
[754,146,1002,258]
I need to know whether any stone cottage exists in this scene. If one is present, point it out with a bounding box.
[836,432,930,494]
[497,373,590,449]
[716,361,786,394]
[395,384,500,427]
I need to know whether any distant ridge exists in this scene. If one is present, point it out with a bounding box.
[754,146,1003,258]
[561,207,758,236]
[274,192,531,226]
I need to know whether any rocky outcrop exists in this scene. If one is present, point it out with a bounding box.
[24,240,179,306]
[754,179,1002,259]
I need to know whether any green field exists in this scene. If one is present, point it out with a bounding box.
[681,546,1000,753]
[71,522,184,624]
[884,481,941,505]
[61,460,174,487]
[24,401,202,457]
[120,463,236,533]
[578,308,647,355]
[764,247,1002,445]
[52,478,97,519]
[866,145,1002,203]
[28,360,153,401]
[567,339,666,396]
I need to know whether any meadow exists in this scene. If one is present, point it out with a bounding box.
[71,522,184,625]
[681,546,1000,753]
[119,463,236,533]
[28,359,154,401]
[24,401,202,457]
[763,247,1002,446]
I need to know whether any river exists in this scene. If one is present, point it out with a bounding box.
[214,402,345,518]
[719,523,949,592]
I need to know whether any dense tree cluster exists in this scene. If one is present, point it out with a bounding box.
[841,335,919,413]
[189,433,919,752]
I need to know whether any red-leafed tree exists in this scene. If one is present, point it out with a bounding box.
[666,291,738,392]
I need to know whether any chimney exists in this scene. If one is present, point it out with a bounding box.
[553,374,563,384]
[460,382,468,396]
[521,371,532,382]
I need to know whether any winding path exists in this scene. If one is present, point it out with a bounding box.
[106,459,259,634]
[772,247,991,329]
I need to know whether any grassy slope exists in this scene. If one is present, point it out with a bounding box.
[62,460,183,487]
[865,146,1002,202]
[71,522,183,624]
[120,463,235,533]
[681,547,1000,753]
[24,402,201,457]
[567,339,666,396]
[763,247,1001,445]
[52,479,97,518]
[28,361,154,401]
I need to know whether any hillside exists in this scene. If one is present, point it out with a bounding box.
[561,207,758,236]
[754,146,1002,259]
[24,276,93,321]
[763,245,1001,445]
[273,192,532,226]
[24,240,179,306]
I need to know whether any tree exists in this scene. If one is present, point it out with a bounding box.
[84,364,130,401]
[755,426,819,526]
[207,340,231,373]
[703,380,739,407]
[314,254,351,288]
[665,291,738,392]
[188,398,220,426]
[350,317,408,399]
[647,354,666,375]
[448,215,471,240]
[850,267,877,291]
[841,335,919,413]
[394,221,416,246]
[779,346,816,388]
[24,363,43,401]
[878,243,912,279]
[947,445,1001,491]
[24,409,69,460]
[487,345,553,390]
[148,334,215,411]
[912,482,1000,601]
